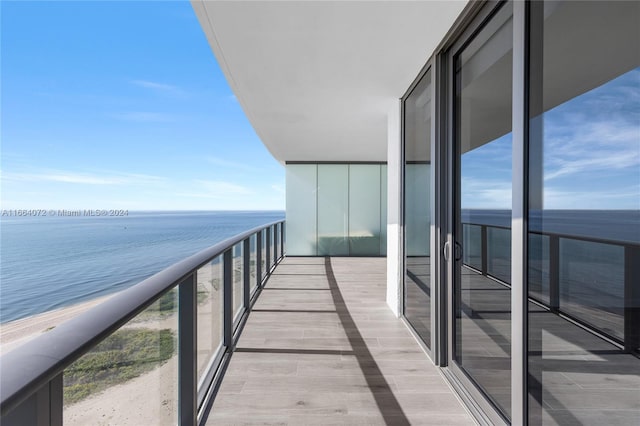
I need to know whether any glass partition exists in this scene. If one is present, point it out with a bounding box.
[462,224,482,271]
[349,164,382,256]
[318,165,349,255]
[232,243,243,322]
[527,2,640,424]
[285,163,387,256]
[64,291,178,425]
[286,164,317,255]
[197,256,223,383]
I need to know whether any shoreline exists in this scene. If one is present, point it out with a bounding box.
[0,294,117,356]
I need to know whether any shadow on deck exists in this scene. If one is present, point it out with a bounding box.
[203,257,473,425]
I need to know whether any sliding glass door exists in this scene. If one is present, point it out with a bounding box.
[527,2,640,424]
[450,1,513,421]
[404,68,433,350]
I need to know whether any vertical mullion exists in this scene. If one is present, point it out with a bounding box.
[178,274,197,426]
[435,51,448,367]
[481,225,488,276]
[429,58,440,363]
[49,374,62,426]
[512,0,528,424]
[549,235,560,312]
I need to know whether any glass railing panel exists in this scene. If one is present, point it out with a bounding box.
[276,223,281,259]
[269,226,275,267]
[487,227,511,284]
[196,256,223,382]
[559,238,624,340]
[232,243,243,322]
[272,224,278,263]
[462,224,482,270]
[63,290,178,425]
[528,233,550,304]
[250,234,257,295]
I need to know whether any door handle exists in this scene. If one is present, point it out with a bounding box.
[454,241,463,261]
[443,241,450,262]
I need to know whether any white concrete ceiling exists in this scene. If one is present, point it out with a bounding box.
[192,1,467,163]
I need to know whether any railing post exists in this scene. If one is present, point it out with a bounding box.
[2,373,64,426]
[280,221,285,258]
[243,238,251,309]
[481,225,488,275]
[624,245,640,354]
[223,249,233,347]
[178,273,197,426]
[256,231,263,286]
[549,235,560,313]
[266,228,271,273]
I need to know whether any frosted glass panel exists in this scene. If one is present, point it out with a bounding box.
[349,165,381,255]
[405,163,430,256]
[317,165,349,255]
[286,165,317,255]
[380,165,387,256]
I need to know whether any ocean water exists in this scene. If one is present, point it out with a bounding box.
[0,211,284,323]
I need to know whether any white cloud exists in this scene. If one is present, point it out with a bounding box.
[544,185,640,209]
[130,80,186,96]
[461,177,512,209]
[1,170,165,186]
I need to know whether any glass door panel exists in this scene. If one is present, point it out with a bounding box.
[527,2,640,424]
[404,68,432,348]
[452,1,513,419]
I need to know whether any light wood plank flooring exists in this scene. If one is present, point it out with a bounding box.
[204,257,474,425]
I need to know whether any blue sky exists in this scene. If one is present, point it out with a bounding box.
[1,1,285,211]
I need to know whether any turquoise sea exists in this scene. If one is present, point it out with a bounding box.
[0,211,284,323]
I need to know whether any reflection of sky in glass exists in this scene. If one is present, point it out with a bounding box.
[542,67,639,209]
[462,133,512,209]
[461,67,639,210]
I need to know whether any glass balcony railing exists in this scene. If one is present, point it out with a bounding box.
[0,220,285,426]
[462,222,639,353]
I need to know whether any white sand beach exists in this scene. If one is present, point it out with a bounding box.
[1,261,228,425]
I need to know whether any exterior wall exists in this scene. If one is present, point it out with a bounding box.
[386,100,402,317]
[285,163,387,256]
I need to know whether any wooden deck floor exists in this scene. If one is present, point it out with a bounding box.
[205,257,474,425]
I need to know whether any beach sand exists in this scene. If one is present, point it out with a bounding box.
[1,261,226,425]
[0,294,117,356]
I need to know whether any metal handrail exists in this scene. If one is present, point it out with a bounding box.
[460,220,639,353]
[461,221,640,248]
[0,219,285,421]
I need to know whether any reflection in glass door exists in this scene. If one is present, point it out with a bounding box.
[452,1,513,419]
[404,68,432,349]
[527,1,640,424]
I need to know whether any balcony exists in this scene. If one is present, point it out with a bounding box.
[0,221,472,426]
